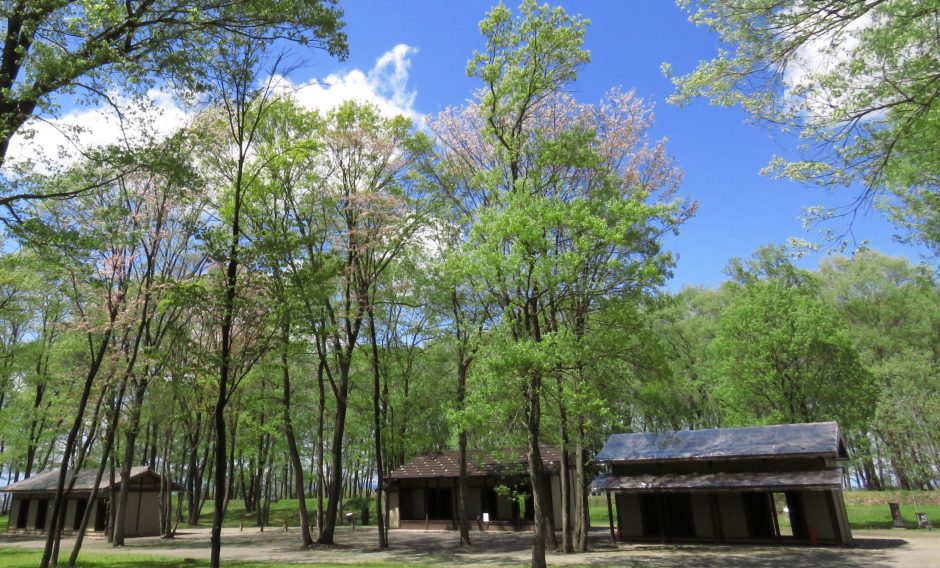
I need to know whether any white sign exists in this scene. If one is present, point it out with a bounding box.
[482,513,490,523]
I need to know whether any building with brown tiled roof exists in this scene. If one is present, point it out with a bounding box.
[385,446,575,531]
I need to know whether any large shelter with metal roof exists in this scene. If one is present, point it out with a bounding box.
[1,466,181,537]
[385,446,574,531]
[592,422,852,546]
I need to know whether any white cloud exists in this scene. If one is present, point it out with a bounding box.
[291,44,424,126]
[782,12,878,120]
[5,89,189,174]
[3,44,423,174]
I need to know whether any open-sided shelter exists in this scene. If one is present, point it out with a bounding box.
[592,422,852,546]
[1,466,181,537]
[385,446,575,531]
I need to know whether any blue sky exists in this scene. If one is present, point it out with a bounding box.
[319,0,930,290]
[10,1,929,289]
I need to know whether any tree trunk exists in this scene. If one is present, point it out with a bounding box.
[281,322,314,546]
[554,369,572,553]
[526,423,548,568]
[366,305,388,549]
[452,288,474,546]
[113,379,148,546]
[574,415,589,552]
[39,319,115,568]
[224,412,238,514]
[524,294,549,568]
[317,365,350,544]
[456,360,472,546]
[316,359,326,536]
[68,372,127,563]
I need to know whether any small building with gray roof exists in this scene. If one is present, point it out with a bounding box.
[1,466,181,537]
[591,422,852,546]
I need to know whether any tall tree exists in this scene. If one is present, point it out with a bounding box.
[110,135,205,546]
[0,0,347,186]
[668,0,940,253]
[246,98,320,546]
[195,39,281,568]
[463,4,589,562]
[18,150,153,568]
[819,251,940,488]
[448,2,691,564]
[712,248,874,430]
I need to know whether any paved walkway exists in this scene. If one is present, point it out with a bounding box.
[2,526,938,566]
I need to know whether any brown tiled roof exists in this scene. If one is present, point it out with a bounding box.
[0,466,184,493]
[388,446,562,479]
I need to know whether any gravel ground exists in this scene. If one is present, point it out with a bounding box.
[3,526,939,567]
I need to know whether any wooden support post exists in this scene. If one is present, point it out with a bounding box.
[825,490,844,547]
[711,493,725,543]
[606,491,616,543]
[708,493,720,544]
[656,494,667,544]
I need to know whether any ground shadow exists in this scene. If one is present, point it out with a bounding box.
[0,526,924,567]
[852,537,908,549]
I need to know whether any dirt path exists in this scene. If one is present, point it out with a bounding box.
[3,527,938,566]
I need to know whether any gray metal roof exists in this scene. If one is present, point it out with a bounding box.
[595,422,848,464]
[0,466,183,493]
[591,469,843,492]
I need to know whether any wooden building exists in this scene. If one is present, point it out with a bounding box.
[592,422,853,546]
[386,446,575,531]
[1,466,181,537]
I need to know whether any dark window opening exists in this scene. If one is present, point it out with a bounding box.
[399,489,413,520]
[640,494,662,537]
[35,499,48,530]
[16,499,30,529]
[426,488,453,520]
[73,498,88,530]
[94,500,108,532]
[482,487,499,520]
[743,492,776,538]
[523,495,534,521]
[663,493,696,538]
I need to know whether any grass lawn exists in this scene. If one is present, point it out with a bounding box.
[196,498,378,529]
[0,549,189,568]
[842,490,940,529]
